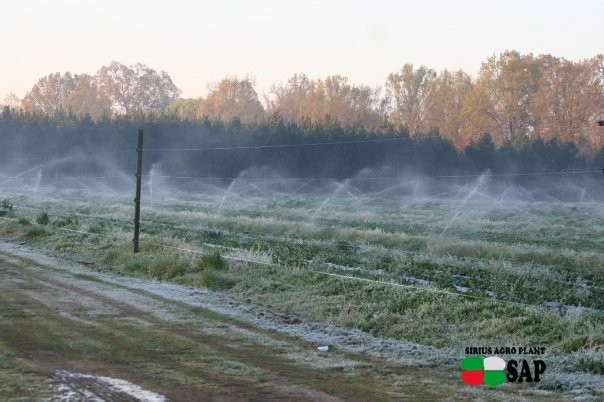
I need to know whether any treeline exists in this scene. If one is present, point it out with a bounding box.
[1,109,601,180]
[5,51,603,156]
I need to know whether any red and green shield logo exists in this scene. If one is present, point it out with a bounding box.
[461,356,506,387]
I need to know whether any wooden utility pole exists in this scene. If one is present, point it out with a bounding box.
[133,129,144,253]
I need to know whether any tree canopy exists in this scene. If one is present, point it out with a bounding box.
[8,51,604,155]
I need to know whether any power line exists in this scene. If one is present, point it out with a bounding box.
[0,152,129,163]
[0,156,49,162]
[142,137,413,152]
[434,170,601,178]
[139,170,602,181]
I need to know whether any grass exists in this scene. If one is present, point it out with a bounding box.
[0,342,53,400]
[0,189,603,393]
[36,212,49,225]
[1,255,488,401]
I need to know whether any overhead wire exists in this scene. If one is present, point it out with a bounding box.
[140,136,413,152]
[138,170,602,181]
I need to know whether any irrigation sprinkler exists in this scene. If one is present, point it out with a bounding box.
[133,129,143,253]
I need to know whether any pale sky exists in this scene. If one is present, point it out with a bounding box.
[1,0,603,99]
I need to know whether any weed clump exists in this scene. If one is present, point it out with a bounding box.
[0,199,13,212]
[87,221,106,234]
[188,251,235,290]
[18,217,31,225]
[25,227,46,239]
[0,199,15,217]
[195,251,227,271]
[190,270,234,290]
[575,358,604,375]
[36,212,49,225]
[53,215,78,227]
[147,257,188,280]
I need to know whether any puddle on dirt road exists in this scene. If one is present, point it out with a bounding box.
[55,370,166,402]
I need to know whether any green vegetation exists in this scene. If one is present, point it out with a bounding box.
[195,251,228,271]
[35,212,49,225]
[0,199,13,212]
[1,109,602,184]
[0,342,52,400]
[0,199,15,218]
[8,52,604,156]
[0,191,602,390]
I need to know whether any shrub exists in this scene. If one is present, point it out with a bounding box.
[54,215,78,227]
[147,258,188,279]
[87,222,106,234]
[36,212,49,225]
[335,239,359,252]
[0,199,13,211]
[25,227,46,238]
[199,271,236,290]
[18,217,31,225]
[576,358,604,375]
[194,250,228,272]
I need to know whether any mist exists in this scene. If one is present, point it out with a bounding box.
[2,154,603,205]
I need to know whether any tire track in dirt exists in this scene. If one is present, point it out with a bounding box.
[0,242,564,401]
[0,246,427,401]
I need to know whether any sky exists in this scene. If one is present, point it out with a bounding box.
[1,0,603,100]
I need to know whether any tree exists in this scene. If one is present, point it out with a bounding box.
[385,64,436,133]
[97,61,181,114]
[2,93,21,109]
[423,69,473,149]
[322,75,383,130]
[266,74,384,130]
[22,72,77,114]
[165,98,204,120]
[63,74,111,119]
[533,55,604,155]
[266,74,312,123]
[464,51,541,145]
[22,72,110,119]
[465,133,498,172]
[200,76,264,124]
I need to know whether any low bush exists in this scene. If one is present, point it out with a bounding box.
[53,215,78,227]
[36,212,49,225]
[202,271,235,290]
[25,227,46,239]
[575,358,604,375]
[87,222,106,234]
[0,199,13,211]
[147,257,188,279]
[194,250,228,272]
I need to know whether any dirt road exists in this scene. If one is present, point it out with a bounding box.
[0,242,558,401]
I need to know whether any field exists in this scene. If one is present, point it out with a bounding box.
[0,181,603,400]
